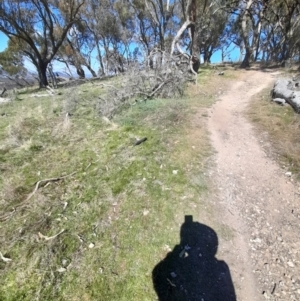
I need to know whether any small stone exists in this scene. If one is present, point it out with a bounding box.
[172,170,178,175]
[184,245,191,250]
[89,243,95,249]
[170,272,177,278]
[163,244,172,252]
[252,237,262,243]
[285,172,292,177]
[287,261,295,267]
[62,259,68,267]
[263,291,270,299]
[57,267,66,273]
[143,209,149,216]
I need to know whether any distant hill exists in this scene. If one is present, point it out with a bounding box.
[0,70,73,90]
[0,70,38,90]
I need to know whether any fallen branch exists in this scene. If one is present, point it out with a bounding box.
[38,229,65,241]
[0,251,12,262]
[167,278,176,287]
[46,85,55,95]
[0,208,15,222]
[25,172,77,203]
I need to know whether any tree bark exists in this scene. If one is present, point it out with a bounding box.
[38,61,49,87]
[240,50,251,68]
[240,0,254,68]
[85,65,97,77]
[76,66,85,79]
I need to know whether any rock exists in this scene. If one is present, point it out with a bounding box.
[143,209,149,216]
[287,261,295,268]
[263,291,270,299]
[184,244,191,250]
[89,243,95,249]
[285,172,292,177]
[272,79,300,113]
[170,272,177,278]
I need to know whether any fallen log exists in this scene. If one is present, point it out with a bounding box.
[271,79,300,113]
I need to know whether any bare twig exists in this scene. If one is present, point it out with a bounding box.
[0,208,15,222]
[46,85,55,95]
[25,172,77,203]
[0,251,12,262]
[38,229,65,241]
[167,278,176,287]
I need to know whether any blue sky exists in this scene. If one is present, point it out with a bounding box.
[0,32,8,52]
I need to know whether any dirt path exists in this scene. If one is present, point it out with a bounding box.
[206,70,300,301]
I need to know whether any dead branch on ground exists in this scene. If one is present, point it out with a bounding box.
[97,51,193,118]
[25,172,77,203]
[38,229,65,241]
[0,251,12,262]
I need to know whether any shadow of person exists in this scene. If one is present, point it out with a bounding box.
[152,215,236,301]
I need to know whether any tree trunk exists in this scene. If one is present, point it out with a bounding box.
[203,49,210,64]
[192,56,200,72]
[85,65,97,77]
[76,67,85,79]
[240,50,251,68]
[38,61,49,87]
[240,0,253,68]
[239,44,244,62]
[96,39,105,76]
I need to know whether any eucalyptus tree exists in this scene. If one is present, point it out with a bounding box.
[132,0,176,55]
[223,0,268,68]
[195,0,229,64]
[82,0,131,75]
[170,0,201,74]
[263,0,300,63]
[63,22,98,78]
[0,0,84,87]
[0,36,25,76]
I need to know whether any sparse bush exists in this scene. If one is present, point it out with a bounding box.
[96,51,195,118]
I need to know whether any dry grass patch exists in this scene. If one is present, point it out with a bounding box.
[247,87,300,176]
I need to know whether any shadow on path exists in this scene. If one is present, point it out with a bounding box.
[152,215,236,301]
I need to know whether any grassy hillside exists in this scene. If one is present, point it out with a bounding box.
[0,68,234,300]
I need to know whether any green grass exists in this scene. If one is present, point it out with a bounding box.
[0,72,233,300]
